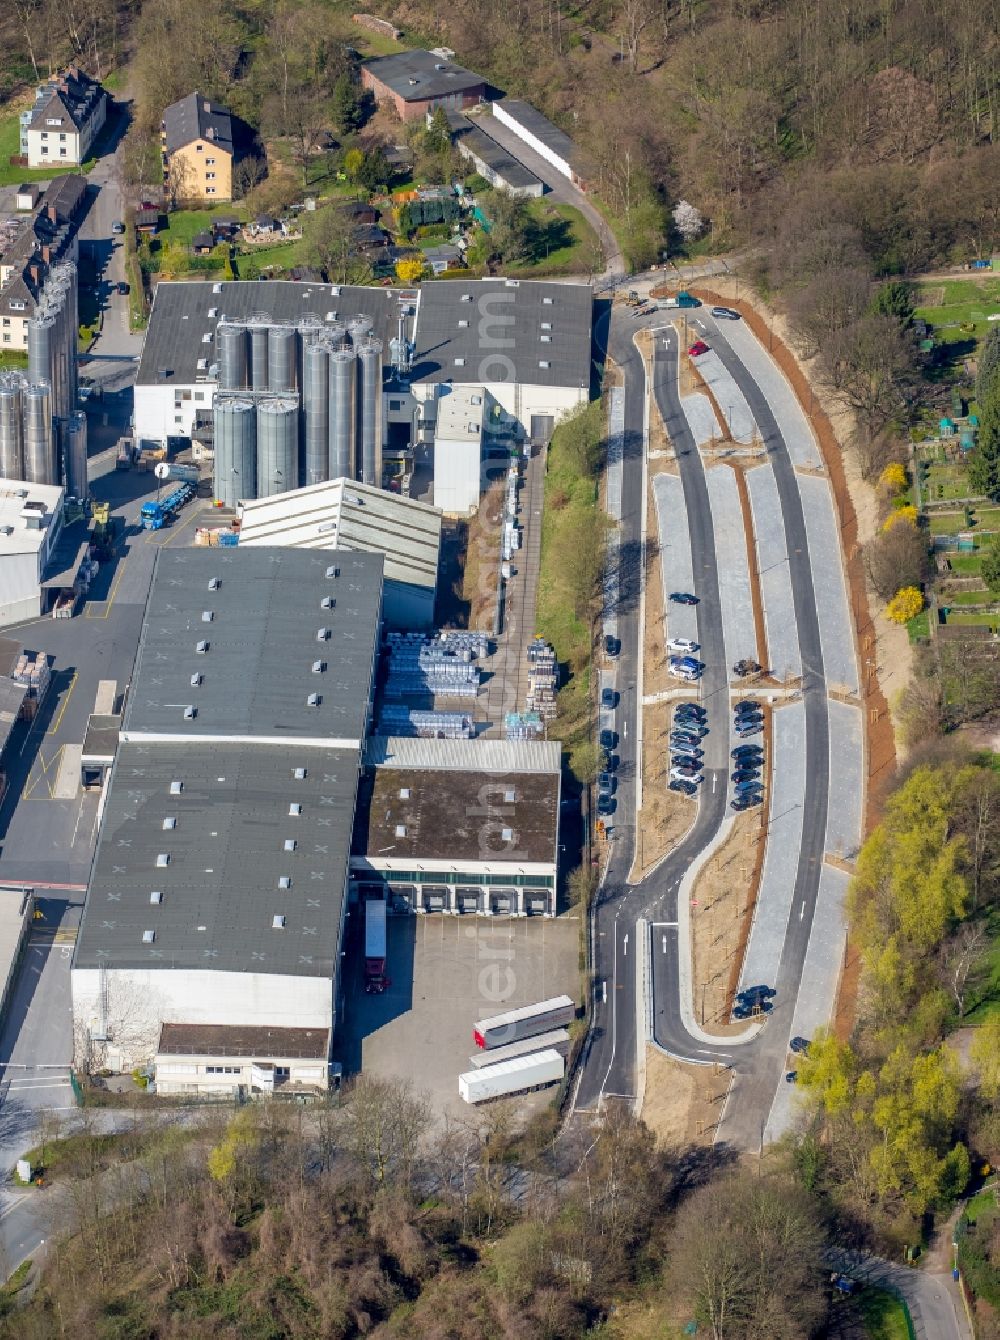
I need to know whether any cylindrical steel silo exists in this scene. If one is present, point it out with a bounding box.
[214,397,257,507]
[62,409,88,499]
[256,397,298,497]
[328,348,356,480]
[304,342,330,486]
[356,336,383,487]
[218,324,248,390]
[249,316,271,391]
[267,325,296,392]
[22,381,54,485]
[348,315,373,347]
[27,314,54,391]
[55,262,79,413]
[326,322,347,349]
[0,378,24,480]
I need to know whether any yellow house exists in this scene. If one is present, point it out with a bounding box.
[161,93,235,203]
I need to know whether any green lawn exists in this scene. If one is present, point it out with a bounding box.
[509,200,599,277]
[948,553,984,574]
[923,462,973,501]
[0,349,28,372]
[945,611,1000,630]
[906,609,931,642]
[929,512,968,536]
[943,588,996,607]
[914,277,1000,348]
[0,110,87,187]
[856,1285,914,1340]
[158,205,246,248]
[238,238,307,274]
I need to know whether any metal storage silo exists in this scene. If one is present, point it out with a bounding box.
[0,378,24,480]
[256,397,298,497]
[55,262,79,413]
[248,315,271,391]
[326,322,347,349]
[304,342,330,486]
[214,398,257,507]
[348,315,374,349]
[62,409,88,499]
[267,324,296,392]
[356,336,383,487]
[22,381,54,485]
[27,314,54,392]
[328,348,356,479]
[218,323,248,390]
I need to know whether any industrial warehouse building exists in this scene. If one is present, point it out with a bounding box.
[237,479,442,629]
[71,546,384,1091]
[352,737,560,916]
[448,115,544,198]
[132,277,592,516]
[490,100,592,189]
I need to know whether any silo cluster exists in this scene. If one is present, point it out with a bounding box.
[0,373,56,487]
[28,261,78,423]
[211,313,383,504]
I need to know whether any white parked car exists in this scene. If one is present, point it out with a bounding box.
[670,767,703,784]
[668,638,700,654]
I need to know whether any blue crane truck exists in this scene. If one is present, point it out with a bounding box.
[140,483,194,530]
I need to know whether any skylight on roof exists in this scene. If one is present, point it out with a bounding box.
[170,780,183,795]
[156,853,170,868]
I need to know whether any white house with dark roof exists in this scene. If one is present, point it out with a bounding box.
[22,67,107,169]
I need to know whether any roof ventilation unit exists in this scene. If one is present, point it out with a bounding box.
[293,767,307,780]
[142,929,156,944]
[395,824,407,837]
[196,640,209,653]
[183,705,197,719]
[162,817,177,830]
[170,780,183,795]
[272,914,286,930]
[202,610,214,622]
[283,839,296,852]
[312,660,325,674]
[208,577,220,590]
[316,627,330,641]
[289,802,303,816]
[399,787,410,799]
[149,891,163,905]
[156,853,170,868]
[306,692,321,706]
[190,673,202,687]
[504,788,516,802]
[501,827,513,841]
[326,565,340,578]
[278,875,292,889]
[321,595,335,609]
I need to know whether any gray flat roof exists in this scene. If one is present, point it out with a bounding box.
[74,740,358,975]
[410,278,592,390]
[456,123,542,191]
[124,547,382,744]
[493,99,587,172]
[363,50,486,102]
[136,280,416,388]
[158,1022,329,1059]
[364,735,561,773]
[82,712,121,762]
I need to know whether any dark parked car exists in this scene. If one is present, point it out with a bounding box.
[598,772,617,794]
[604,634,620,658]
[118,281,130,295]
[732,745,763,759]
[597,795,616,816]
[737,985,776,1003]
[785,1071,798,1084]
[671,737,702,752]
[601,687,617,710]
[731,795,762,810]
[734,700,762,716]
[711,306,741,320]
[600,729,618,751]
[675,707,706,722]
[669,779,698,795]
[790,1036,811,1055]
[111,220,125,235]
[668,592,699,605]
[733,774,761,787]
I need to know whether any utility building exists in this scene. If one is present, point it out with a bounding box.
[361,51,486,124]
[71,547,384,1095]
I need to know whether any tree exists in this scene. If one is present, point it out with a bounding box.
[982,535,1000,591]
[880,461,908,492]
[395,257,426,284]
[886,586,924,622]
[937,922,988,1018]
[969,383,1000,500]
[356,146,391,192]
[332,73,362,134]
[672,199,704,242]
[424,106,451,155]
[971,1014,1000,1100]
[303,204,355,283]
[869,279,914,323]
[482,190,531,265]
[976,324,1000,405]
[819,314,918,438]
[666,1169,826,1340]
[864,522,928,600]
[343,1074,429,1192]
[619,0,654,71]
[343,147,364,182]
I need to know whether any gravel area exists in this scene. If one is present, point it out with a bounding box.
[738,700,807,993]
[797,474,860,695]
[745,464,801,681]
[704,465,757,670]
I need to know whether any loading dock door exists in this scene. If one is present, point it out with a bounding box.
[530,414,554,444]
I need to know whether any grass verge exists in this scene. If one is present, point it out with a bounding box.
[535,399,609,784]
[856,1285,914,1340]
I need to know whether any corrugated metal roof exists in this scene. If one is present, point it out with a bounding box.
[238,480,441,593]
[364,735,562,774]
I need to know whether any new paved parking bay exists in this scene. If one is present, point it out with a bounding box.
[652,473,699,645]
[704,465,757,671]
[745,464,801,682]
[797,474,859,696]
[738,699,807,993]
[688,350,756,444]
[722,322,823,471]
[826,700,864,862]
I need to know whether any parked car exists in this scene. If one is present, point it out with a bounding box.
[673,754,703,769]
[785,1071,798,1084]
[604,634,620,658]
[118,281,130,295]
[669,592,699,605]
[676,655,704,671]
[671,768,703,784]
[598,772,617,795]
[667,638,699,654]
[731,795,762,810]
[790,1036,811,1055]
[732,770,760,784]
[737,985,776,1003]
[732,745,763,759]
[711,306,741,320]
[672,746,703,760]
[601,687,617,710]
[602,751,619,773]
[736,723,763,738]
[597,795,616,816]
[600,729,618,751]
[675,704,706,719]
[669,779,698,795]
[688,339,710,357]
[735,700,762,716]
[733,658,761,677]
[111,220,125,235]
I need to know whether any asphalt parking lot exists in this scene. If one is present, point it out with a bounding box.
[338,910,581,1120]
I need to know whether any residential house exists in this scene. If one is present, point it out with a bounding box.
[0,175,88,351]
[361,50,486,124]
[423,242,463,274]
[161,93,236,203]
[21,67,108,169]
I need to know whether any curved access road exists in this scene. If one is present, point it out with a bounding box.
[576,303,841,1151]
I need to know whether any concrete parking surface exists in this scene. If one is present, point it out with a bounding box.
[338,910,580,1120]
[680,391,719,446]
[688,349,756,443]
[797,474,860,695]
[739,699,807,992]
[826,701,865,861]
[704,465,757,670]
[652,473,698,646]
[722,321,824,470]
[745,463,801,681]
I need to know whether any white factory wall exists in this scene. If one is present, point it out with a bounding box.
[71,965,333,1072]
[433,434,482,515]
[154,1054,329,1096]
[0,555,44,627]
[491,103,572,180]
[352,857,557,879]
[134,383,208,443]
[479,381,587,431]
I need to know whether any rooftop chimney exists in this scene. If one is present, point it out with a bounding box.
[203,99,211,113]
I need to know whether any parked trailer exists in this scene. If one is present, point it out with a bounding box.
[459,1049,565,1104]
[364,898,388,994]
[140,483,194,530]
[468,1028,570,1069]
[473,995,574,1049]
